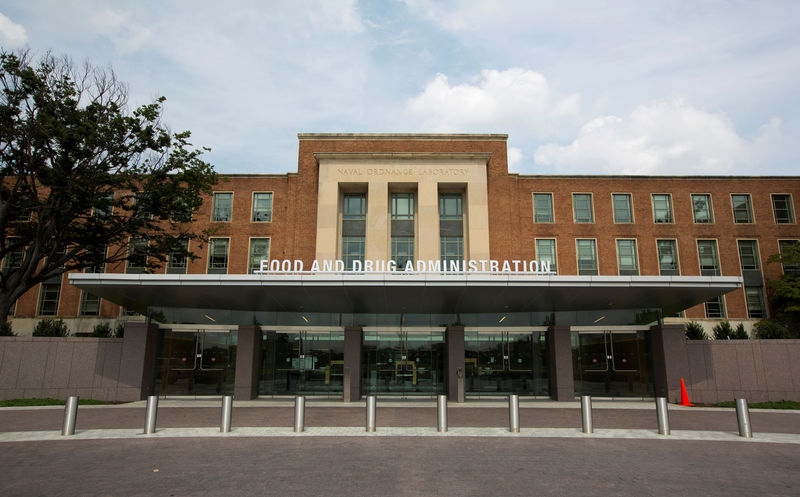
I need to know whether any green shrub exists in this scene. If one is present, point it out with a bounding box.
[113,322,125,338]
[0,321,15,337]
[32,318,69,337]
[732,323,749,339]
[712,320,734,340]
[685,321,707,340]
[91,322,112,337]
[754,319,792,339]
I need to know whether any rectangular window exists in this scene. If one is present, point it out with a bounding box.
[133,192,152,220]
[745,287,765,319]
[342,236,365,270]
[533,193,554,223]
[612,194,633,223]
[705,296,726,318]
[439,194,463,220]
[692,194,713,223]
[535,239,557,273]
[207,238,229,274]
[657,239,679,276]
[248,238,270,274]
[440,236,464,266]
[37,279,61,316]
[697,240,720,276]
[85,244,106,274]
[391,193,414,221]
[93,192,115,219]
[392,236,415,269]
[2,238,24,272]
[167,239,189,274]
[576,239,598,275]
[126,239,148,274]
[212,192,233,222]
[731,194,753,223]
[616,239,639,275]
[652,194,674,223]
[772,194,795,224]
[572,194,593,223]
[343,193,367,220]
[737,240,760,270]
[252,193,273,222]
[778,240,800,276]
[79,291,101,316]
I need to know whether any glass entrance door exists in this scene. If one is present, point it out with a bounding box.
[362,331,445,396]
[259,330,344,396]
[155,330,237,396]
[464,331,549,396]
[572,330,653,397]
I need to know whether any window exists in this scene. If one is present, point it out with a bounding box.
[343,193,367,220]
[737,240,760,270]
[167,239,189,274]
[440,236,463,266]
[342,236,364,271]
[248,238,270,274]
[705,297,726,318]
[93,192,115,219]
[133,192,152,220]
[37,278,61,316]
[772,194,795,224]
[692,194,713,223]
[535,239,557,273]
[697,240,720,276]
[533,193,554,223]
[576,239,598,275]
[745,287,765,319]
[85,245,106,274]
[79,291,101,316]
[2,238,24,272]
[207,238,229,274]
[392,236,415,269]
[612,194,633,223]
[616,239,639,275]
[439,194,463,220]
[252,193,273,222]
[391,193,414,221]
[212,192,233,222]
[652,194,673,223]
[126,239,148,274]
[657,240,679,275]
[778,240,800,276]
[731,194,753,223]
[572,194,593,223]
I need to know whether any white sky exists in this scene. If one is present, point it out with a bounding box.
[1,1,799,175]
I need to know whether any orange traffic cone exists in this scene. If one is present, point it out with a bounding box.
[679,377,693,406]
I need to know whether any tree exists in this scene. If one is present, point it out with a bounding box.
[0,49,218,323]
[764,241,800,336]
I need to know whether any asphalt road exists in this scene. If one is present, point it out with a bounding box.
[1,437,799,496]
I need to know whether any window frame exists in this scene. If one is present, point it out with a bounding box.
[575,238,598,275]
[535,238,558,274]
[79,290,101,316]
[391,192,415,221]
[125,238,148,274]
[572,193,594,224]
[691,193,714,224]
[651,193,674,224]
[251,192,273,223]
[771,193,795,224]
[532,192,555,223]
[37,276,62,316]
[439,193,463,221]
[342,192,367,221]
[615,238,639,275]
[697,239,721,276]
[736,239,761,271]
[248,237,271,274]
[207,237,231,274]
[730,193,754,224]
[166,239,189,274]
[211,192,234,223]
[656,238,680,276]
[778,239,800,276]
[611,193,634,224]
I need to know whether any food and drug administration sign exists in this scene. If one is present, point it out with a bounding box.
[254,259,555,274]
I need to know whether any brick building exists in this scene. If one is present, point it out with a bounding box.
[6,134,800,401]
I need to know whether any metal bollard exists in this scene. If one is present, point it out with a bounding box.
[437,394,448,432]
[735,398,752,438]
[580,395,593,434]
[366,395,376,432]
[656,397,670,435]
[220,395,233,433]
[294,396,305,433]
[508,394,520,433]
[144,395,158,434]
[61,396,79,436]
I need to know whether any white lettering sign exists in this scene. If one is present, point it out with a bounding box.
[253,259,555,275]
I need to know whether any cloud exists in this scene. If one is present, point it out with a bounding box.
[533,99,756,175]
[407,68,580,138]
[0,13,27,47]
[507,147,523,172]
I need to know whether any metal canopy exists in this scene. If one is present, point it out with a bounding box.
[69,273,742,316]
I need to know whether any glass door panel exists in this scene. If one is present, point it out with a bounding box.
[572,330,652,397]
[465,331,549,396]
[362,331,444,397]
[259,330,344,396]
[155,330,237,397]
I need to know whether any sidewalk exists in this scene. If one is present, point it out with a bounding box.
[2,398,799,444]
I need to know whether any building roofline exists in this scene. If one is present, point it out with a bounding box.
[512,173,800,180]
[314,152,493,162]
[298,133,508,141]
